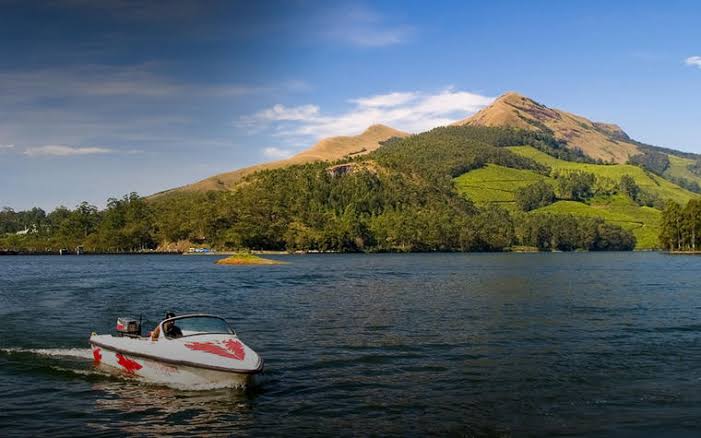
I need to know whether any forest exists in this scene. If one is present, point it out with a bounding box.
[659,199,701,251]
[1,126,641,253]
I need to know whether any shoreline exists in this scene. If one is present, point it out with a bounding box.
[0,249,675,256]
[0,250,181,256]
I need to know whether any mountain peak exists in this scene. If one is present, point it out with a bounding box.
[453,91,637,163]
[365,123,393,131]
[294,124,409,161]
[158,124,409,195]
[495,91,527,101]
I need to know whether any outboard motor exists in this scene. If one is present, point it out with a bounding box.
[116,317,141,337]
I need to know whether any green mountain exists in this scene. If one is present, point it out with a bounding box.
[146,92,701,251]
[4,92,701,253]
[144,125,642,252]
[448,94,701,249]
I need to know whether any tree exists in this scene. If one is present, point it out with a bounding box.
[471,204,514,250]
[682,199,701,251]
[96,193,155,251]
[556,171,595,201]
[660,201,683,250]
[515,213,635,251]
[73,202,99,238]
[619,175,640,201]
[688,158,701,177]
[593,222,636,250]
[0,207,18,234]
[628,151,670,175]
[515,181,555,211]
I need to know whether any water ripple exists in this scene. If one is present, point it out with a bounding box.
[2,253,701,436]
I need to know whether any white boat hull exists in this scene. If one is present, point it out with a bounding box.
[90,343,258,390]
[90,314,263,389]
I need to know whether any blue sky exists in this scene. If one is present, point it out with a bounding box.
[1,0,700,210]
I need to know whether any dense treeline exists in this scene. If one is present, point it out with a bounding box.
[2,126,637,253]
[517,213,635,251]
[627,150,701,194]
[392,125,597,164]
[628,151,670,175]
[374,126,549,183]
[515,181,555,211]
[635,140,701,162]
[666,175,701,194]
[0,193,635,253]
[514,171,664,213]
[0,195,158,252]
[688,159,701,178]
[659,199,701,251]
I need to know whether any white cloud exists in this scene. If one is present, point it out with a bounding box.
[24,145,114,157]
[0,144,15,149]
[257,104,320,121]
[350,92,417,108]
[241,88,494,140]
[262,147,294,159]
[685,56,701,68]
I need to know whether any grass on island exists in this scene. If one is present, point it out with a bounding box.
[215,253,288,265]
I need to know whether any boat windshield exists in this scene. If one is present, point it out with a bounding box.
[167,316,234,337]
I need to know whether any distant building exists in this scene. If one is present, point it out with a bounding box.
[15,224,37,235]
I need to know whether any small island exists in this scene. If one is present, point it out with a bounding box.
[215,253,288,265]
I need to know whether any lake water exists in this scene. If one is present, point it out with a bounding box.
[1,253,701,436]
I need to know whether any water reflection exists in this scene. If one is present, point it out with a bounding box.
[89,380,258,435]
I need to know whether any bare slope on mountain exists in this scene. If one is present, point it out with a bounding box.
[158,124,409,195]
[453,92,639,163]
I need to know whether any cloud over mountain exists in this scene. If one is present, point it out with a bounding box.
[241,88,494,141]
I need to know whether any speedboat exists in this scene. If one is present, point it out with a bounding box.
[89,314,263,389]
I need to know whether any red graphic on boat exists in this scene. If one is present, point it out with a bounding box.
[116,353,143,373]
[185,339,246,361]
[116,322,125,330]
[92,347,102,364]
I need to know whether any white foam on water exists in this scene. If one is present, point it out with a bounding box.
[50,365,111,378]
[0,347,94,360]
[1,347,260,392]
[167,380,248,391]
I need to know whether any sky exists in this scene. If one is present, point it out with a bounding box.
[1,0,700,210]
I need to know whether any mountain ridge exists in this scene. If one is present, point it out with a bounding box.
[155,124,409,195]
[453,92,640,163]
[156,91,701,198]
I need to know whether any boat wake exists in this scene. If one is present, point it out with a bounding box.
[0,346,122,382]
[0,347,94,360]
[0,346,264,391]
